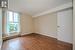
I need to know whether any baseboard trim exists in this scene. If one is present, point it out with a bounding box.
[3,33,34,41]
[57,40,73,46]
[31,33,73,46]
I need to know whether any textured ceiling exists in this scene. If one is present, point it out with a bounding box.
[8,0,72,16]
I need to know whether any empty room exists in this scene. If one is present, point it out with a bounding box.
[0,0,74,50]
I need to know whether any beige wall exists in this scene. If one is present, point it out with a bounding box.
[20,14,34,35]
[33,8,73,43]
[33,13,57,38]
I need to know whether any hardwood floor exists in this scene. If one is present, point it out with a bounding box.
[2,33,72,50]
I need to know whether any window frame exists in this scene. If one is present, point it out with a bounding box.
[6,10,20,34]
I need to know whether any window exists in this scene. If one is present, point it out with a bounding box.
[7,11,20,33]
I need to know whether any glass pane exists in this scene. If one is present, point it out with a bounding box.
[8,23,19,32]
[14,13,19,22]
[8,11,13,22]
[9,23,15,32]
[14,23,18,31]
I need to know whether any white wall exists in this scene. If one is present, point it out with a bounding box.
[73,0,75,49]
[0,8,2,49]
[57,9,73,43]
[33,13,57,38]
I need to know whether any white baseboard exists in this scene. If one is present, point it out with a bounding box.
[34,32,57,38]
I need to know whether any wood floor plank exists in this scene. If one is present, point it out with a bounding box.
[2,33,72,50]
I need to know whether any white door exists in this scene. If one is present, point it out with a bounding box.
[57,9,73,43]
[0,8,2,49]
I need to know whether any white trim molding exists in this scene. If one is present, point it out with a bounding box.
[33,2,72,17]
